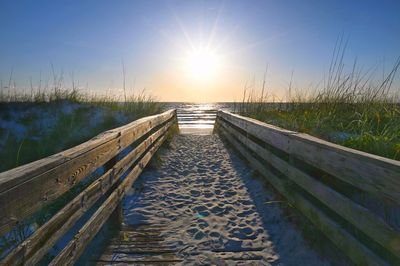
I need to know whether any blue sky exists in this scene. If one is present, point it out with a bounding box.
[0,0,399,102]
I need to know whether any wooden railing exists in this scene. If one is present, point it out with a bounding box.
[0,109,177,265]
[216,110,400,266]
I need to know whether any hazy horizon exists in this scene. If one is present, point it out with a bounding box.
[1,0,400,102]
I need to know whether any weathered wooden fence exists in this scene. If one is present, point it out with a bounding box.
[216,110,400,266]
[1,108,399,265]
[0,109,177,265]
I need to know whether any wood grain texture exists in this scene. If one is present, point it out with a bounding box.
[49,134,167,266]
[0,109,175,235]
[217,124,388,266]
[218,111,295,153]
[218,119,400,262]
[94,224,182,265]
[2,120,174,266]
[289,133,400,203]
[218,110,400,203]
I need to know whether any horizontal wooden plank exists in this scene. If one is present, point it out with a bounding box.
[110,240,166,246]
[117,231,162,237]
[2,120,174,266]
[95,255,183,264]
[289,133,400,203]
[178,121,215,124]
[178,110,217,112]
[218,119,400,262]
[217,124,388,266]
[0,109,175,235]
[112,236,164,242]
[120,224,167,231]
[106,243,174,249]
[94,259,183,266]
[218,111,295,153]
[49,134,167,266]
[0,109,175,193]
[0,138,120,235]
[177,114,216,117]
[96,261,182,266]
[218,110,400,203]
[118,110,176,149]
[194,251,265,260]
[103,247,176,254]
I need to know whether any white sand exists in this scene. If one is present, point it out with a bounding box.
[122,134,331,265]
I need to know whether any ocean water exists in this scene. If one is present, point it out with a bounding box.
[163,102,235,135]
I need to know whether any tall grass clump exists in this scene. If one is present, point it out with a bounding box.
[0,84,164,172]
[0,69,166,258]
[236,38,400,160]
[0,85,165,259]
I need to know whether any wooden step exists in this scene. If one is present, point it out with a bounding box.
[94,224,182,265]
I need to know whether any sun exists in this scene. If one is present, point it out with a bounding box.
[184,47,221,81]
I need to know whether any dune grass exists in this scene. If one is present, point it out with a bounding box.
[236,41,400,160]
[0,86,165,257]
[0,88,164,172]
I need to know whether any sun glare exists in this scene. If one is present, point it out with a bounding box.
[184,48,221,81]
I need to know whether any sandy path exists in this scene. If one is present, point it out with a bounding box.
[122,134,330,265]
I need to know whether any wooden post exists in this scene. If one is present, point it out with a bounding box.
[216,111,400,265]
[104,156,123,230]
[0,110,176,265]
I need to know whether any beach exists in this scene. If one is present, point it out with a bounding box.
[118,133,331,265]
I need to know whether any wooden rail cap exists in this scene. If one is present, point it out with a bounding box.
[216,110,400,265]
[0,109,177,265]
